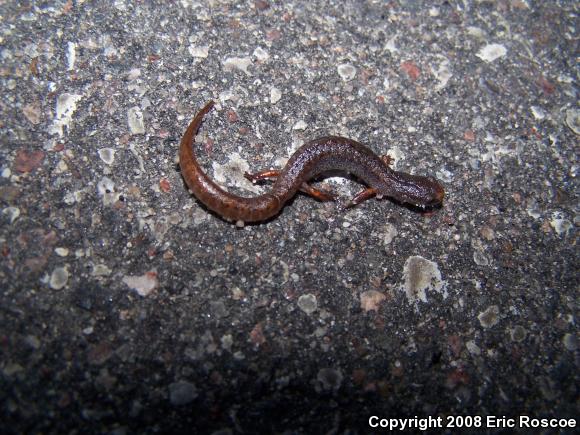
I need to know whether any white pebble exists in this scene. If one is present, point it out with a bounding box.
[223,57,252,76]
[127,107,145,134]
[270,87,282,104]
[49,266,69,290]
[189,45,209,58]
[98,148,116,165]
[476,43,507,63]
[337,63,356,81]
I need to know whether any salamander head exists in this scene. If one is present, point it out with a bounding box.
[386,172,445,207]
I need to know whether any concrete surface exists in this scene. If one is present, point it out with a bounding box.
[1,1,578,433]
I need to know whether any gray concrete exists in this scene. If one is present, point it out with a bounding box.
[1,1,578,433]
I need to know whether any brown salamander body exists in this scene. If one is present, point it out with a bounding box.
[179,101,444,224]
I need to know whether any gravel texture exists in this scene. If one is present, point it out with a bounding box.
[1,1,578,433]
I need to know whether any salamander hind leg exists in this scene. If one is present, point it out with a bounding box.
[300,183,336,202]
[346,187,377,208]
[244,169,281,184]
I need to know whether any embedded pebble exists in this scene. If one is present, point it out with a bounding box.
[22,101,41,124]
[188,45,209,58]
[562,333,578,351]
[337,63,356,81]
[49,266,69,290]
[400,256,447,304]
[55,247,69,257]
[531,106,547,120]
[476,43,507,63]
[433,56,452,90]
[2,206,20,224]
[549,211,572,236]
[122,272,158,296]
[297,294,317,314]
[97,176,121,206]
[380,223,397,245]
[565,108,580,134]
[223,57,252,75]
[127,107,145,134]
[384,36,398,53]
[253,47,269,61]
[473,248,490,266]
[510,325,527,342]
[127,68,141,80]
[466,340,481,356]
[97,177,115,195]
[92,264,112,276]
[293,120,308,131]
[270,87,282,104]
[360,290,386,312]
[98,148,116,165]
[66,41,76,70]
[49,93,83,137]
[169,381,198,406]
[478,305,500,328]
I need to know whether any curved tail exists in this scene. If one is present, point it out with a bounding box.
[179,101,281,224]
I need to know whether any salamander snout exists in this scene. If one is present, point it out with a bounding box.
[387,172,445,207]
[427,177,445,205]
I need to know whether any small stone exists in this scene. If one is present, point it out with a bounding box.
[122,271,158,296]
[549,211,572,236]
[297,293,317,314]
[92,264,112,276]
[97,176,120,206]
[127,68,141,80]
[223,57,252,76]
[2,206,20,224]
[510,325,526,342]
[337,63,356,81]
[478,305,500,328]
[360,290,386,312]
[530,106,547,120]
[466,340,481,356]
[565,108,580,135]
[128,107,145,134]
[473,248,490,266]
[401,256,447,303]
[49,266,69,290]
[169,381,198,406]
[562,333,577,351]
[55,247,69,257]
[253,47,269,61]
[293,120,308,131]
[49,93,82,137]
[189,45,209,58]
[22,101,41,124]
[249,322,266,346]
[401,61,420,80]
[14,149,45,173]
[476,43,507,63]
[270,87,281,104]
[67,41,76,71]
[98,148,116,165]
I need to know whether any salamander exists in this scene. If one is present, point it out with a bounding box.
[179,101,444,224]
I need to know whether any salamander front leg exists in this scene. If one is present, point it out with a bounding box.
[380,155,394,167]
[346,187,377,208]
